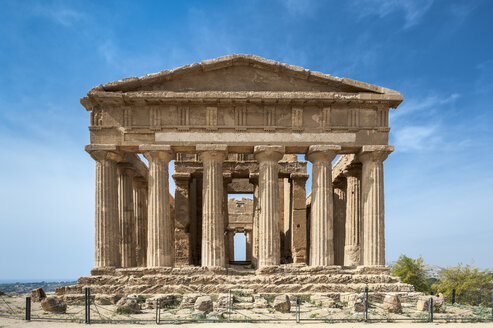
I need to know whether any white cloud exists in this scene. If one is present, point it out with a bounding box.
[389,92,460,152]
[351,0,434,29]
[392,124,439,151]
[391,93,459,122]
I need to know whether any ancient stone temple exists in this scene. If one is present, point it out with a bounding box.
[57,55,414,301]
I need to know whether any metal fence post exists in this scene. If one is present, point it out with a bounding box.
[363,286,369,322]
[491,289,493,322]
[228,289,232,321]
[491,290,493,321]
[84,287,91,324]
[296,298,300,323]
[452,289,456,305]
[428,297,434,322]
[25,296,31,321]
[155,299,160,324]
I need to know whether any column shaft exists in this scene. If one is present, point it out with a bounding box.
[250,174,259,267]
[118,165,136,267]
[359,145,393,266]
[198,144,227,267]
[141,145,174,267]
[245,230,253,262]
[173,173,192,266]
[92,151,120,268]
[254,145,284,268]
[133,179,148,267]
[344,165,361,266]
[290,173,309,264]
[307,145,340,266]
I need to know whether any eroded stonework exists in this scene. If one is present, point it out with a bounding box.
[58,54,409,300]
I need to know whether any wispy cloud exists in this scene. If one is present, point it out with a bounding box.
[392,124,440,151]
[280,0,319,16]
[30,2,86,27]
[351,0,434,29]
[391,93,459,122]
[390,92,459,152]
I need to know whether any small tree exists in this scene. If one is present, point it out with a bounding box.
[432,263,493,306]
[391,254,429,293]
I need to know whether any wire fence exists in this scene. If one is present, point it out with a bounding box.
[1,287,492,324]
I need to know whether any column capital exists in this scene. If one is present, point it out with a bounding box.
[343,163,362,177]
[86,144,123,162]
[358,145,394,163]
[140,144,174,161]
[254,145,285,162]
[306,145,340,163]
[172,172,191,182]
[117,163,136,176]
[290,172,309,182]
[249,172,259,184]
[197,144,228,161]
[133,176,148,189]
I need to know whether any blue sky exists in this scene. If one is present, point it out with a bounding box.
[1,0,492,281]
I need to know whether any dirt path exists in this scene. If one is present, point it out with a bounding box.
[1,318,493,328]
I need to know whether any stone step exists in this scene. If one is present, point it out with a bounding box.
[59,281,413,296]
[76,274,401,286]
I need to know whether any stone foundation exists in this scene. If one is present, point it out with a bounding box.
[56,265,416,304]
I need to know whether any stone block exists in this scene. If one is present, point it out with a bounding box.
[194,296,213,312]
[30,288,46,302]
[383,294,401,313]
[273,295,291,313]
[41,296,67,314]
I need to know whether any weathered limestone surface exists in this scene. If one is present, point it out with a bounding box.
[141,145,174,267]
[133,178,148,267]
[118,164,136,268]
[88,147,121,269]
[290,173,308,264]
[198,144,227,267]
[359,145,393,266]
[344,164,362,266]
[307,145,340,266]
[255,146,284,268]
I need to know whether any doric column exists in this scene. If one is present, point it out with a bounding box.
[118,164,136,268]
[306,145,340,266]
[359,145,393,266]
[245,230,253,262]
[197,144,227,267]
[333,178,346,266]
[87,146,121,269]
[133,177,148,267]
[343,164,362,266]
[254,145,285,268]
[226,230,235,262]
[249,173,259,267]
[140,145,174,267]
[290,173,309,264]
[173,172,192,266]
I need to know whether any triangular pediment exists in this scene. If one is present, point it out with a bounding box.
[96,54,399,95]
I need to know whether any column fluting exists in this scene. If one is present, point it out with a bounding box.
[306,145,340,266]
[91,150,120,268]
[133,177,148,267]
[118,164,136,267]
[254,145,285,268]
[198,144,227,267]
[141,145,174,267]
[359,145,393,266]
[343,164,362,266]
